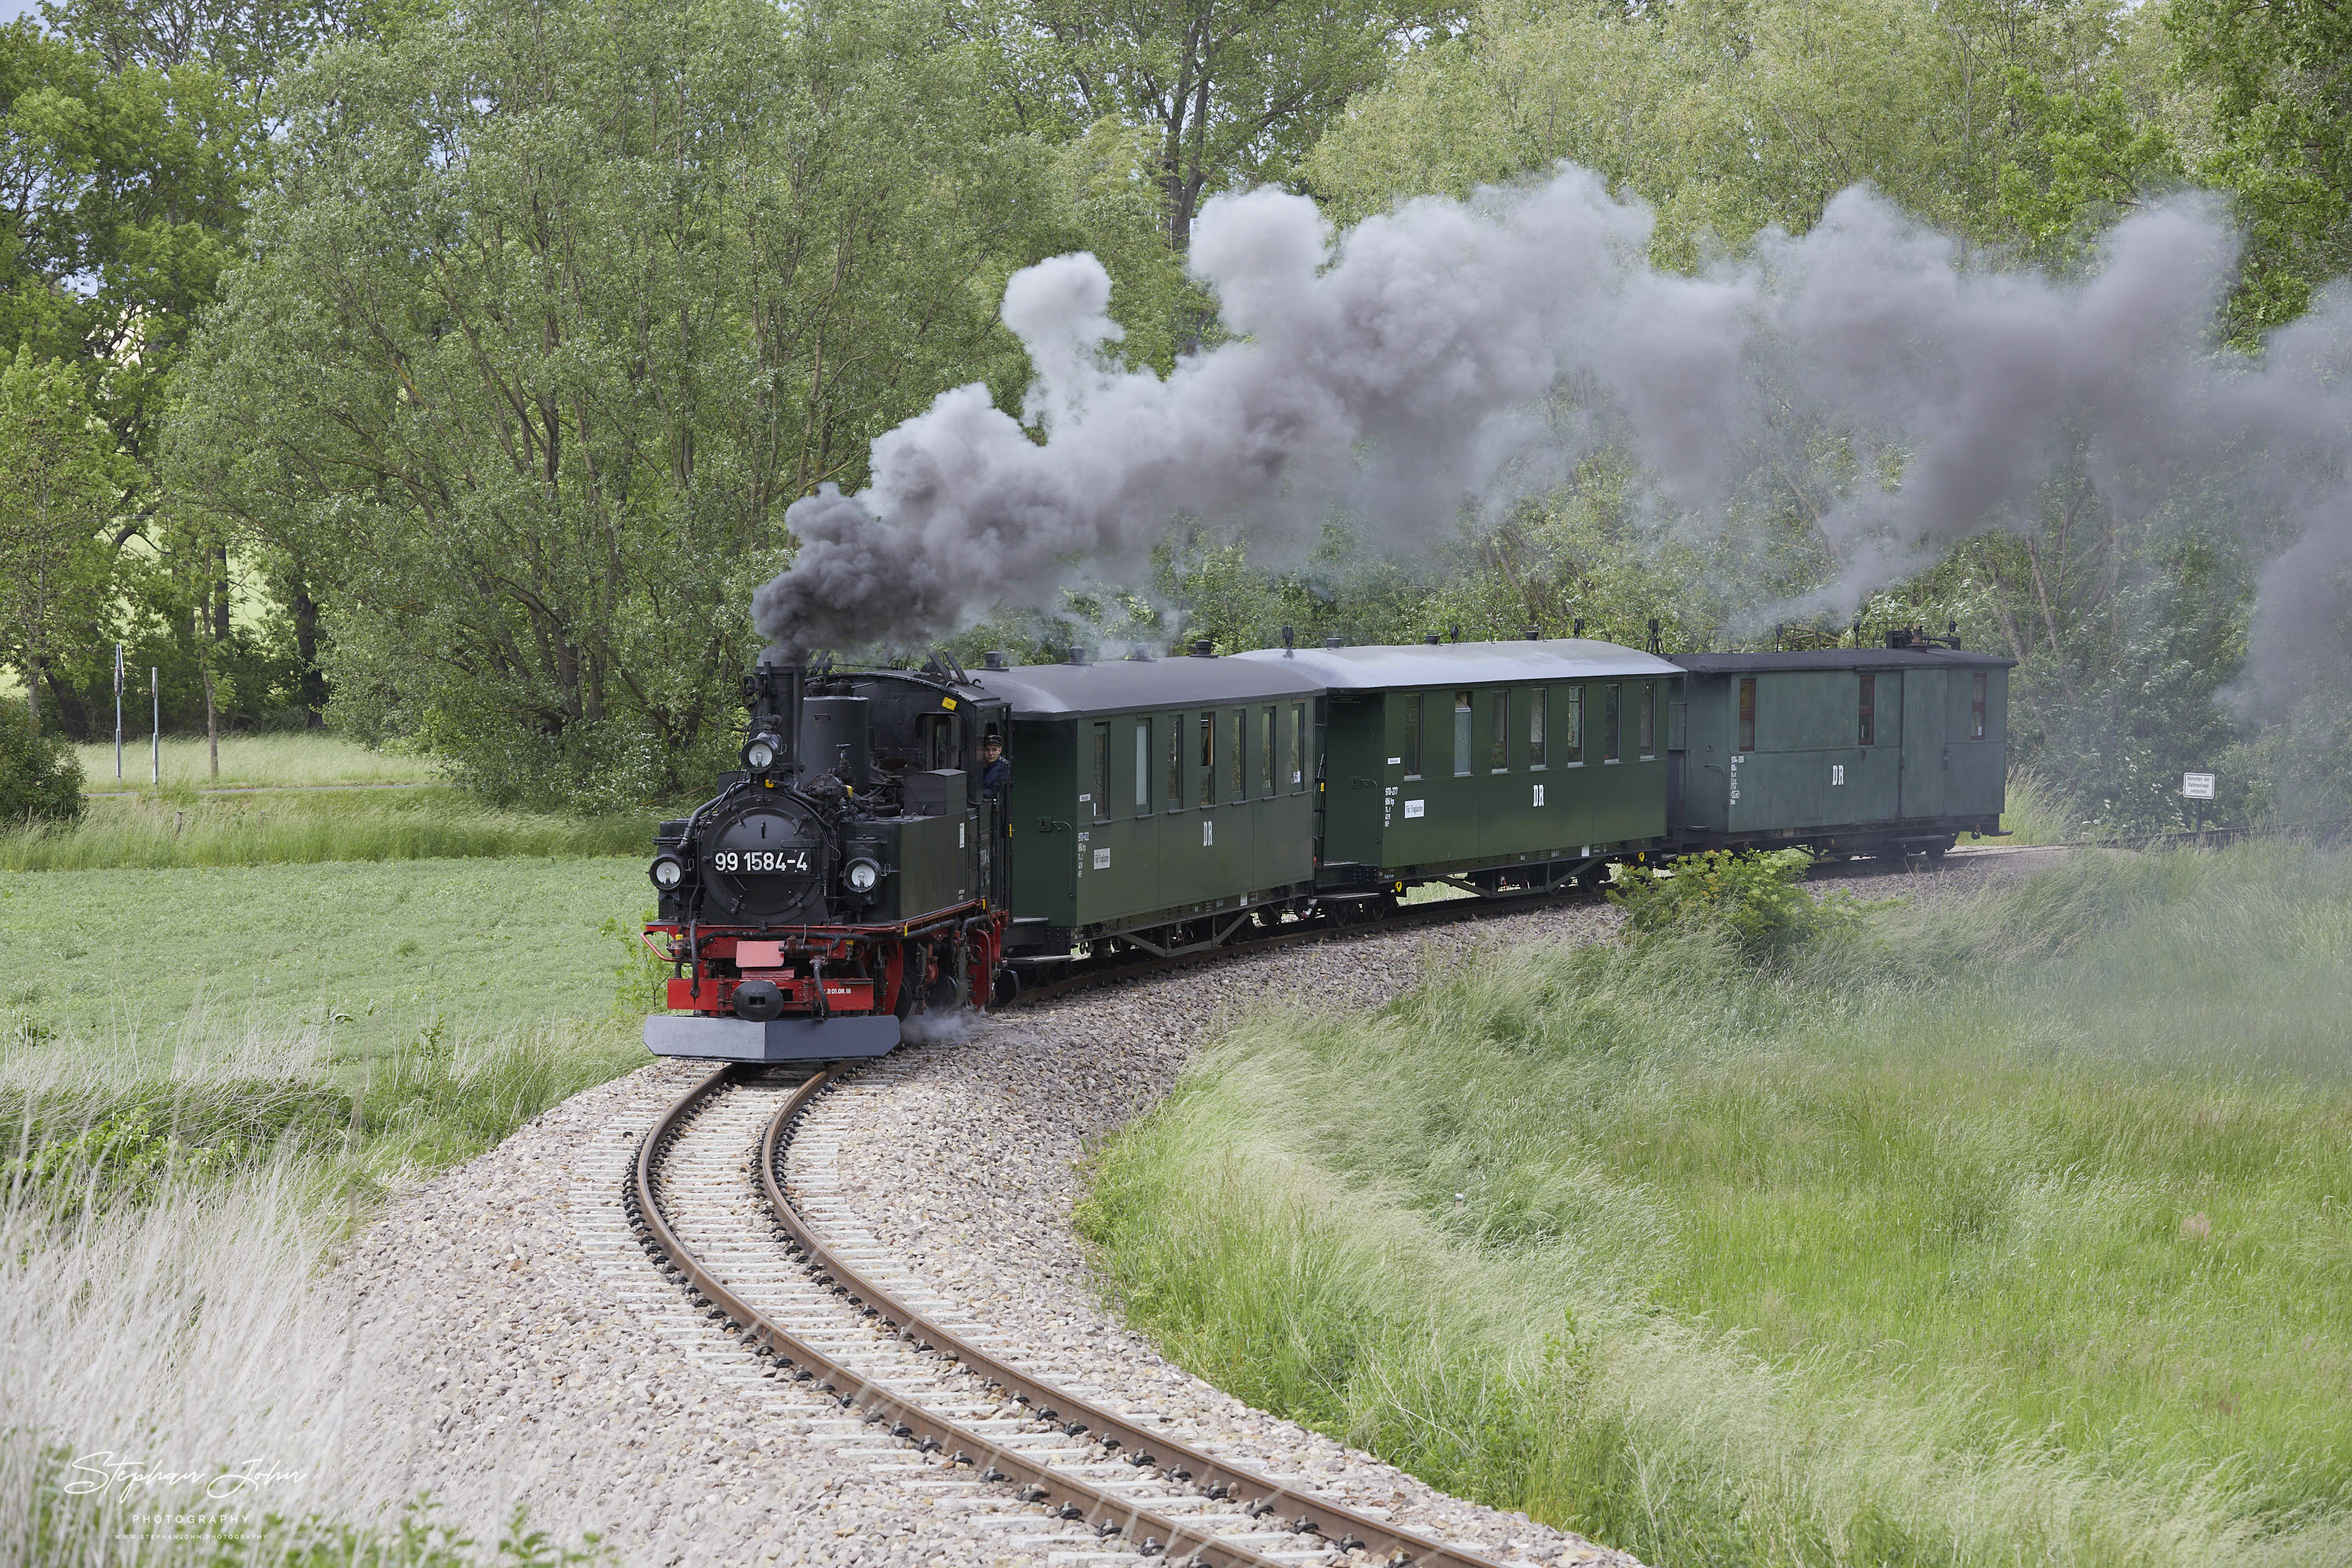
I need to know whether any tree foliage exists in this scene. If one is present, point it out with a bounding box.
[171,0,1173,805]
[2169,0,2352,336]
[0,695,85,824]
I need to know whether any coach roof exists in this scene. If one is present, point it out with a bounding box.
[1232,637,1681,690]
[965,655,1323,718]
[1671,648,2016,673]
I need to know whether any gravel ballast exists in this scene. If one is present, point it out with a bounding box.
[321,854,2038,1564]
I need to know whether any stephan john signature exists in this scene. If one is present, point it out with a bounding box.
[64,1453,306,1501]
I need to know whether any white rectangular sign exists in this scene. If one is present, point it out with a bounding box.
[2182,771,2215,800]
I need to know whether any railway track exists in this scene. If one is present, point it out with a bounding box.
[625,1061,1527,1568]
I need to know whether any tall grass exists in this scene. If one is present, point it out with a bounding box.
[1970,764,2079,844]
[3,788,649,870]
[1081,844,2352,1567]
[0,1009,644,1564]
[78,733,439,793]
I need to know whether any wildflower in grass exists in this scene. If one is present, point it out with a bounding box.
[1608,848,1873,961]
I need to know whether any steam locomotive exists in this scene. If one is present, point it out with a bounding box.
[644,634,2012,1062]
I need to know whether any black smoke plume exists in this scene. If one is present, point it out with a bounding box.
[753,168,2350,717]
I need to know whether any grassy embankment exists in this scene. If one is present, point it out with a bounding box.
[4,733,666,1564]
[1082,844,2352,1568]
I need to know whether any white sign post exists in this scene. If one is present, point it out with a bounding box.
[2182,771,2215,837]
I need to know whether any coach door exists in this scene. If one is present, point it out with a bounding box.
[1899,670,1947,819]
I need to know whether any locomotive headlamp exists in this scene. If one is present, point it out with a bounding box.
[742,731,782,771]
[844,858,881,894]
[649,852,688,891]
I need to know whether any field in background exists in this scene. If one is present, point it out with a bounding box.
[5,787,649,870]
[1,857,654,1052]
[77,732,440,792]
[1082,845,2352,1568]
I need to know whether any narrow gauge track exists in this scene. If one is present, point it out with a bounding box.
[627,1063,1523,1568]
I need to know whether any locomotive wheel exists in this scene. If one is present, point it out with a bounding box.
[888,946,916,1019]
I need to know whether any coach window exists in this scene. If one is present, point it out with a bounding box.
[1259,706,1276,797]
[1563,687,1584,765]
[1228,709,1247,801]
[1166,715,1183,810]
[1602,684,1621,763]
[1197,713,1215,808]
[1972,673,1987,739]
[1091,724,1110,820]
[1529,688,1548,768]
[1134,719,1152,814]
[1402,694,1423,778]
[1737,677,1756,753]
[1858,674,1876,746]
[1490,691,1511,771]
[1290,702,1308,790]
[1639,682,1657,760]
[1453,691,1473,775]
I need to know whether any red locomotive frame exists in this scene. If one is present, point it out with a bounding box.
[648,905,1011,1022]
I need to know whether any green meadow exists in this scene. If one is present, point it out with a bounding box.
[0,855,653,1052]
[1081,844,2352,1568]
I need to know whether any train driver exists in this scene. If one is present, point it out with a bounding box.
[980,731,1011,797]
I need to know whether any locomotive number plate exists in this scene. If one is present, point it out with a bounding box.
[713,850,809,873]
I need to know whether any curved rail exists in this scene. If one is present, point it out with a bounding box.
[757,1069,1515,1568]
[626,1066,1312,1568]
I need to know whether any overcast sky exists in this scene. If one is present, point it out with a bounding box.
[3,1,44,22]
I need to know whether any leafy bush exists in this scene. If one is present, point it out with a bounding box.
[0,704,82,826]
[1609,848,1866,961]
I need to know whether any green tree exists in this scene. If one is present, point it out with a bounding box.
[2169,0,2352,336]
[983,0,1464,252]
[1305,0,2145,264]
[0,697,85,823]
[0,348,129,732]
[172,0,1165,804]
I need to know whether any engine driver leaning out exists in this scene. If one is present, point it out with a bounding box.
[980,734,1010,797]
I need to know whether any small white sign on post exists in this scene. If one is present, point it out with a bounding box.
[2182,771,2216,800]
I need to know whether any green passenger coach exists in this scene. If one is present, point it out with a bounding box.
[977,652,1325,957]
[1236,638,1683,895]
[1667,647,2013,858]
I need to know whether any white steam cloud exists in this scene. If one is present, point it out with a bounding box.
[754,166,2351,711]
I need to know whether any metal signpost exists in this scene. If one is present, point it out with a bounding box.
[114,643,125,779]
[151,667,160,787]
[2183,771,2215,835]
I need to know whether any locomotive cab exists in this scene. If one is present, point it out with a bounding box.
[643,648,1011,1063]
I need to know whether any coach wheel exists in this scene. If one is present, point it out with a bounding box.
[992,966,1021,1006]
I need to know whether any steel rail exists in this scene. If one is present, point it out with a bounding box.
[757,1070,1515,1568]
[626,1065,1309,1568]
[1009,875,1607,1006]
